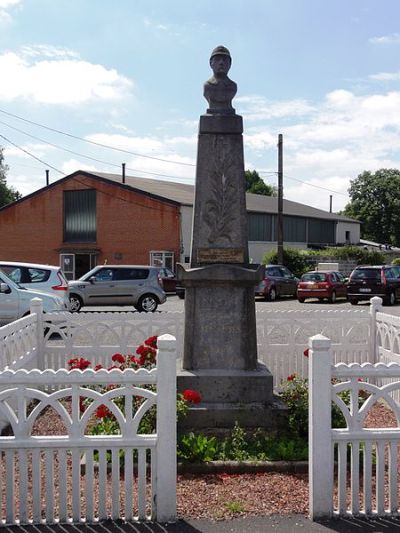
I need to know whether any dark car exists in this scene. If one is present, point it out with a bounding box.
[346,265,400,306]
[297,270,347,303]
[156,267,178,294]
[255,265,298,301]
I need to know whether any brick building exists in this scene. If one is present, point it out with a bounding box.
[0,169,360,279]
[0,170,181,279]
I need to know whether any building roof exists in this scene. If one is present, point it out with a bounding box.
[0,169,359,225]
[94,171,359,224]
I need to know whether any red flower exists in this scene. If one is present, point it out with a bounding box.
[287,374,296,382]
[183,389,202,404]
[95,404,111,419]
[68,357,91,370]
[130,355,139,364]
[144,335,158,348]
[136,345,145,355]
[107,365,119,371]
[111,353,126,364]
[303,349,309,358]
[79,397,85,413]
[94,363,103,371]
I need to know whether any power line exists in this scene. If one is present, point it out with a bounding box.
[0,118,195,182]
[0,134,65,175]
[259,170,347,197]
[0,107,196,167]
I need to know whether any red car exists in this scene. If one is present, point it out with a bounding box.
[297,271,347,303]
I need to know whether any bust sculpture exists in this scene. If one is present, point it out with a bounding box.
[204,45,237,115]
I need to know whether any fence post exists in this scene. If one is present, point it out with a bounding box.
[155,333,177,522]
[30,298,44,370]
[309,334,333,519]
[369,296,382,364]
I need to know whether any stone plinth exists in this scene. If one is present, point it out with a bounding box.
[177,263,264,371]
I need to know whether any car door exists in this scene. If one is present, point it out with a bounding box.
[384,267,400,299]
[114,268,149,304]
[279,267,297,297]
[334,272,347,298]
[84,267,120,305]
[159,268,177,293]
[0,273,19,325]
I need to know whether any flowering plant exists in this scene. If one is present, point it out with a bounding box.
[67,335,201,435]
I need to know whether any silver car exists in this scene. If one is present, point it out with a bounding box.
[0,261,70,308]
[68,265,167,312]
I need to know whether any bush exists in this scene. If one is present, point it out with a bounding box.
[262,248,309,278]
[307,246,385,265]
[392,257,400,266]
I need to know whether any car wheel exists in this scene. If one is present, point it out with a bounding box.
[385,291,396,306]
[69,294,82,313]
[349,298,358,305]
[298,298,305,303]
[137,294,159,312]
[268,287,277,301]
[328,291,336,304]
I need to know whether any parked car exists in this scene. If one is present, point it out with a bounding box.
[0,271,68,326]
[156,267,178,294]
[297,270,347,303]
[346,265,400,306]
[255,265,298,301]
[0,261,69,307]
[68,265,167,312]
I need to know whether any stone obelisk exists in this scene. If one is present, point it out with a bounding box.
[177,46,276,431]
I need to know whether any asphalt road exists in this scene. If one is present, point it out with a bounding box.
[81,294,400,316]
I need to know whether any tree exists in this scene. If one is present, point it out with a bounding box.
[343,168,400,246]
[0,147,21,208]
[245,170,277,196]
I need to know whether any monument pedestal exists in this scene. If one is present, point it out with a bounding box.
[176,47,285,433]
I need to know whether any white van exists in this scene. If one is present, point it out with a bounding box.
[0,271,68,326]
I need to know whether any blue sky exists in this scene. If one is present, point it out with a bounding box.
[1,0,400,212]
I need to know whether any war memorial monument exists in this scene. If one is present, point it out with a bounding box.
[177,46,281,431]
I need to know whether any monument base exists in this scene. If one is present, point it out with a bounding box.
[177,365,286,433]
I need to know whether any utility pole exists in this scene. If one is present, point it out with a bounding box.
[277,134,284,265]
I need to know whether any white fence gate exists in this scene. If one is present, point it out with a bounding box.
[309,333,400,519]
[0,334,177,526]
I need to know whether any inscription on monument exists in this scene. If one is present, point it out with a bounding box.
[197,248,244,263]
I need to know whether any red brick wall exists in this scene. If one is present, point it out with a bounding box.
[0,173,181,268]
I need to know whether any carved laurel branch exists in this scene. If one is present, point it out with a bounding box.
[204,138,239,244]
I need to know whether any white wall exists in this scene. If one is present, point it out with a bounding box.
[336,222,360,245]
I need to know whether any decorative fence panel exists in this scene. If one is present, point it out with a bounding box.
[0,334,177,526]
[309,334,400,519]
[256,309,370,387]
[0,315,38,371]
[43,311,185,371]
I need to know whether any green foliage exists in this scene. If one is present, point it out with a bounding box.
[177,423,308,463]
[306,245,385,265]
[0,147,21,208]
[245,170,277,196]
[262,247,309,277]
[177,432,219,463]
[343,168,400,246]
[280,374,369,441]
[224,502,245,513]
[392,258,400,266]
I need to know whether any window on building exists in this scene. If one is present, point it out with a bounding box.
[248,213,272,241]
[64,190,96,242]
[345,230,350,243]
[308,219,335,245]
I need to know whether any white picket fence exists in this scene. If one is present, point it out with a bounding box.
[0,301,372,387]
[0,334,177,526]
[309,332,400,519]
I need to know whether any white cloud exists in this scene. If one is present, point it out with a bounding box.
[236,95,315,120]
[0,0,21,22]
[0,48,134,104]
[369,71,400,81]
[369,33,400,44]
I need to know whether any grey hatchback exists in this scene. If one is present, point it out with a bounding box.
[68,265,167,312]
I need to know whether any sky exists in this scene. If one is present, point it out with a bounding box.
[1,0,400,213]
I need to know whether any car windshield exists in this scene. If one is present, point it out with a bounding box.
[351,269,380,280]
[301,273,327,282]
